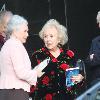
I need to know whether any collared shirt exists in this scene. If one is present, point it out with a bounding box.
[0,36,37,92]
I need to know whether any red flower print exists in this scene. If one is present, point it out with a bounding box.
[49,53,53,57]
[45,94,52,100]
[52,58,58,62]
[67,50,74,58]
[60,48,63,53]
[42,76,50,85]
[30,86,36,93]
[67,86,72,91]
[41,48,45,51]
[37,59,41,64]
[46,51,49,55]
[50,71,55,75]
[60,48,63,52]
[60,63,69,71]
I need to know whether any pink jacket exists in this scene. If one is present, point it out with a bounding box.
[0,36,37,92]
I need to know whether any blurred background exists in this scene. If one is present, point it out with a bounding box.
[1,0,100,59]
[1,0,100,97]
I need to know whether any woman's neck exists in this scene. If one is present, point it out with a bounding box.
[49,47,60,58]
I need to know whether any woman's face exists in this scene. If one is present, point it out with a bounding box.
[43,26,59,50]
[13,23,29,43]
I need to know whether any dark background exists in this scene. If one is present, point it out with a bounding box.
[1,0,100,95]
[1,0,100,59]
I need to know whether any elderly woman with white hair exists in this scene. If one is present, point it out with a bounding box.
[30,19,84,100]
[0,15,46,100]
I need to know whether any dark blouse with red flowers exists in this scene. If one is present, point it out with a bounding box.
[30,47,84,100]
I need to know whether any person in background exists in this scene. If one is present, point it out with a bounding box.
[0,10,13,50]
[0,15,46,100]
[30,19,84,100]
[86,11,100,87]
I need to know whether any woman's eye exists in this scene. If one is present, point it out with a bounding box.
[50,35,53,37]
[44,35,47,38]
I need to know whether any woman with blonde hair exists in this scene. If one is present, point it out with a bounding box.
[30,19,84,100]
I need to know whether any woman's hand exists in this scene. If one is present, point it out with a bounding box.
[71,74,84,84]
[34,58,50,77]
[90,54,94,60]
[37,70,45,78]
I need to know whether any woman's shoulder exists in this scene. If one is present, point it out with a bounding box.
[92,36,100,42]
[32,47,48,59]
[61,48,75,58]
[32,48,42,56]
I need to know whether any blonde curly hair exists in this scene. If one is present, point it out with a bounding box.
[39,19,68,46]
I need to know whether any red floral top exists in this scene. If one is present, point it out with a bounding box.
[30,47,84,100]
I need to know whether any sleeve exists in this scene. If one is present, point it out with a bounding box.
[86,39,100,66]
[86,40,94,64]
[10,43,37,85]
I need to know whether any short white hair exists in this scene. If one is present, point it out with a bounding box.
[97,11,100,23]
[6,15,28,36]
[39,19,68,46]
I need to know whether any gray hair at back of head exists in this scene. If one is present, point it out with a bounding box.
[39,19,68,46]
[6,15,28,36]
[0,10,13,23]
